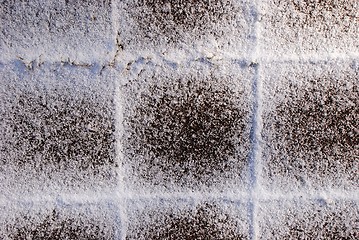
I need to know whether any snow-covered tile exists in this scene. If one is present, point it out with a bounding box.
[258,0,359,59]
[0,0,116,63]
[261,60,358,192]
[120,60,253,193]
[0,201,120,239]
[116,0,253,60]
[0,62,118,197]
[126,198,249,240]
[258,199,359,239]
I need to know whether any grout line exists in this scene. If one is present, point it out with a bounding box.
[0,53,358,69]
[111,1,127,238]
[1,189,358,207]
[247,0,262,239]
[114,65,128,240]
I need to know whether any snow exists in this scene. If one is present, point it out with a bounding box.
[0,0,358,239]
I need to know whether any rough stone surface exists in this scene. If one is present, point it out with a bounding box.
[0,0,115,63]
[0,203,119,240]
[126,199,248,240]
[258,0,359,57]
[0,62,117,196]
[121,61,252,192]
[117,0,252,57]
[261,60,358,191]
[258,200,359,239]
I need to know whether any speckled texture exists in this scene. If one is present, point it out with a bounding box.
[0,0,358,239]
[261,60,358,191]
[126,199,248,240]
[121,61,252,192]
[1,202,119,240]
[0,62,117,196]
[0,0,115,63]
[117,0,252,57]
[258,0,359,57]
[258,200,359,239]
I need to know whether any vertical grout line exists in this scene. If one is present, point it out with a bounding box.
[114,75,128,240]
[247,0,262,239]
[111,1,127,239]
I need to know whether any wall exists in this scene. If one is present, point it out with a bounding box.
[0,0,358,239]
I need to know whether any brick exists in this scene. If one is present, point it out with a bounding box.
[261,60,358,191]
[0,62,118,196]
[116,0,252,57]
[126,198,249,240]
[258,0,359,58]
[0,202,120,239]
[258,199,359,239]
[121,60,253,192]
[0,0,115,63]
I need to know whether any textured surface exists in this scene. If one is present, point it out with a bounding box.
[0,62,117,197]
[258,0,359,58]
[117,0,252,57]
[0,0,115,63]
[121,61,252,192]
[126,199,248,240]
[0,202,120,240]
[258,200,359,239]
[0,0,358,239]
[261,60,358,191]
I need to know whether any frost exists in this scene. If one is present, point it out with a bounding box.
[121,60,252,192]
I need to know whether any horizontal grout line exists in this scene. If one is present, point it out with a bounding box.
[257,53,359,64]
[0,189,357,207]
[0,53,357,70]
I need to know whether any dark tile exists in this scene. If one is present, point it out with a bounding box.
[126,199,248,240]
[261,61,358,191]
[1,202,120,240]
[258,0,359,57]
[0,0,115,62]
[117,0,251,55]
[0,62,117,196]
[121,62,252,192]
[258,199,359,239]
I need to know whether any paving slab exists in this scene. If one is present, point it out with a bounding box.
[126,198,249,240]
[0,0,116,63]
[258,0,359,58]
[261,59,358,192]
[0,62,118,197]
[120,60,253,193]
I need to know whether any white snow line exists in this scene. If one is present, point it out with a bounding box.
[247,0,262,239]
[1,189,357,207]
[114,73,127,240]
[258,52,359,64]
[123,191,250,202]
[112,2,127,237]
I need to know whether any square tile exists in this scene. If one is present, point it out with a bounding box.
[258,0,359,58]
[121,60,253,193]
[261,60,358,191]
[0,62,118,197]
[0,0,116,63]
[116,0,253,58]
[258,199,359,239]
[126,198,249,240]
[0,201,120,239]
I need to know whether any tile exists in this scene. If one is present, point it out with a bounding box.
[0,62,118,197]
[258,199,359,239]
[0,0,115,63]
[258,0,359,58]
[121,60,253,193]
[116,0,253,58]
[126,198,249,240]
[0,201,120,239]
[261,60,358,191]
